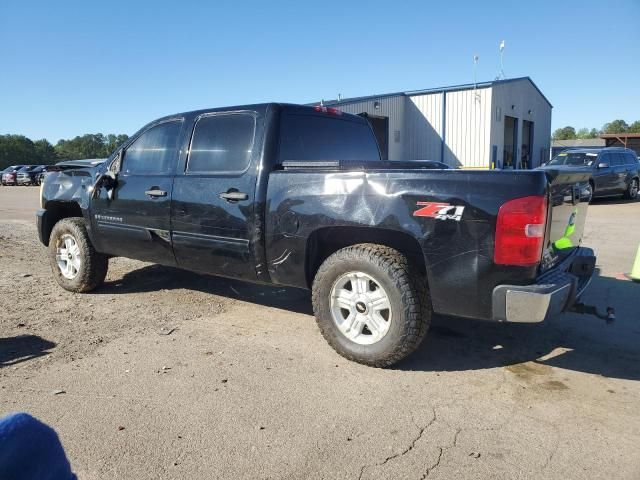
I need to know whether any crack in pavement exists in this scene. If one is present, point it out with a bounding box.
[419,427,462,479]
[419,447,443,479]
[357,407,437,480]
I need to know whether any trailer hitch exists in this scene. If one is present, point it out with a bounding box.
[569,302,616,324]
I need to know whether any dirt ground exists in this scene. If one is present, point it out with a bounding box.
[1,185,639,479]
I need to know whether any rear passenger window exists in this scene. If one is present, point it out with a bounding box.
[123,120,182,174]
[602,153,617,166]
[625,153,636,165]
[611,153,624,166]
[187,113,256,174]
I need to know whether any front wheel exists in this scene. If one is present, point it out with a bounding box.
[623,178,639,200]
[312,244,431,367]
[48,217,108,292]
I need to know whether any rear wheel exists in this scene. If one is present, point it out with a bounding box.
[312,244,431,367]
[623,178,638,200]
[48,217,108,292]
[586,181,594,202]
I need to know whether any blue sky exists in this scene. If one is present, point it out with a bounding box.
[1,0,639,142]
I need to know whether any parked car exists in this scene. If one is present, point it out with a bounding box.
[33,165,62,186]
[16,165,46,186]
[36,103,608,367]
[541,147,639,200]
[1,165,27,186]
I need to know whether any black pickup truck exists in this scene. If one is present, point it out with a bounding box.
[37,103,607,367]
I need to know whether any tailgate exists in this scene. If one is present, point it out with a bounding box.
[541,169,592,270]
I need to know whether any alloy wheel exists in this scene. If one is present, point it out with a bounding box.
[330,271,392,345]
[56,234,81,279]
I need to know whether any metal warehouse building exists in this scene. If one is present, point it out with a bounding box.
[317,77,552,169]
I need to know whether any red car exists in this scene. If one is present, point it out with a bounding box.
[1,165,26,186]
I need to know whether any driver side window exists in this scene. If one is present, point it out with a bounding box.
[122,120,182,175]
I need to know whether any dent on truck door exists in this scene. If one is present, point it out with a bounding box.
[171,112,259,281]
[91,119,183,265]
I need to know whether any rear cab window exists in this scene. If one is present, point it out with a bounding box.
[278,111,381,163]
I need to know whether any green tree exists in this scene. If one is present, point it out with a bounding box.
[0,135,38,170]
[54,133,128,160]
[1,133,129,169]
[576,128,599,139]
[552,126,576,140]
[602,119,629,134]
[33,139,57,164]
[104,134,129,156]
[628,121,640,134]
[576,128,590,139]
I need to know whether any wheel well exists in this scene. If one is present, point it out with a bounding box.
[305,226,427,287]
[41,201,83,246]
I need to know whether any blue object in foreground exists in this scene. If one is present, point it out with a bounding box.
[0,412,76,480]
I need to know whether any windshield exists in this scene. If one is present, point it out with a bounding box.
[547,152,598,167]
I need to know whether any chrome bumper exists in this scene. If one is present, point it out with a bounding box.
[492,247,595,323]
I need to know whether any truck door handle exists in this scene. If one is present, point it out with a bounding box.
[219,190,248,202]
[145,188,167,198]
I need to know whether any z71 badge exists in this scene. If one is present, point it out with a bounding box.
[413,202,465,221]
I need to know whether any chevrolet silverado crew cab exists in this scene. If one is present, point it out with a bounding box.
[37,103,608,367]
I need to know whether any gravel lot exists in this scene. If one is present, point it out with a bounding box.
[1,185,639,480]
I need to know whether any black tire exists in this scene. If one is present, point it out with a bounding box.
[623,178,638,200]
[312,243,431,367]
[48,217,108,293]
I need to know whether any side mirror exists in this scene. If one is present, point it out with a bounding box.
[91,170,118,200]
[109,150,123,174]
[597,162,609,169]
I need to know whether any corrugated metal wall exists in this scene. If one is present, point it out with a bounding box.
[442,87,492,168]
[329,95,405,160]
[405,93,443,161]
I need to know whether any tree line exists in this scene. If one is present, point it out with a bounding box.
[553,119,640,141]
[0,133,129,171]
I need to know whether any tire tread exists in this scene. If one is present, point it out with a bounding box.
[312,243,431,368]
[48,217,108,293]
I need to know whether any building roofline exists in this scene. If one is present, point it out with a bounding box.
[599,133,640,139]
[313,76,553,108]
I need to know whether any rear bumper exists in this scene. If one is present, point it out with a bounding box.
[492,247,595,323]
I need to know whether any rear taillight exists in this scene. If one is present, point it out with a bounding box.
[314,106,342,115]
[494,195,547,266]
